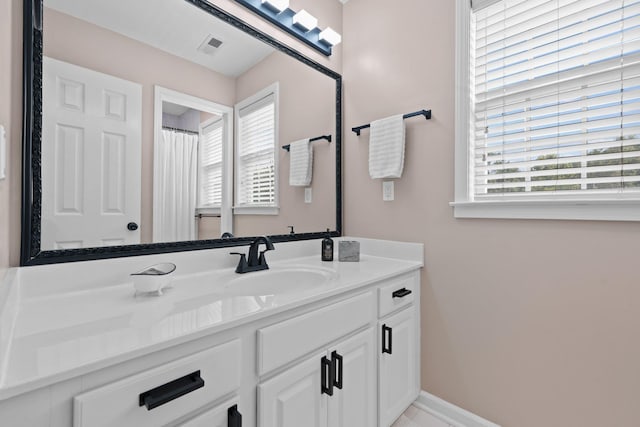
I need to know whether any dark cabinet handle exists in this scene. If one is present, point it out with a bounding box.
[392,288,412,298]
[138,371,204,410]
[228,404,242,427]
[331,351,343,390]
[321,356,334,396]
[127,222,139,231]
[382,324,393,354]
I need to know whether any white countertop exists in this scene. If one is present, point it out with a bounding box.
[0,237,423,401]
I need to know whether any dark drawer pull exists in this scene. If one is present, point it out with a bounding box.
[321,356,334,396]
[382,324,393,354]
[138,371,204,410]
[228,404,242,427]
[392,288,412,298]
[331,350,343,390]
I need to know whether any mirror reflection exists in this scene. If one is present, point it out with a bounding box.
[40,0,337,250]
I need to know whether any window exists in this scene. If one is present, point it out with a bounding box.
[454,0,640,220]
[198,118,224,211]
[235,84,279,214]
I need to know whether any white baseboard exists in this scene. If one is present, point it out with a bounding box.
[414,391,501,427]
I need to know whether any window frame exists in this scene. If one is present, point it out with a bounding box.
[234,82,280,216]
[196,116,225,215]
[452,0,640,221]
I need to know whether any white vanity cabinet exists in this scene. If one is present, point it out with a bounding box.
[258,327,377,427]
[256,291,377,427]
[0,261,421,427]
[377,272,420,427]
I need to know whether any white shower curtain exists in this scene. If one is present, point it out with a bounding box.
[153,130,198,242]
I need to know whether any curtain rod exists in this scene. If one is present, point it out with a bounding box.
[352,109,432,136]
[282,134,332,151]
[162,126,199,135]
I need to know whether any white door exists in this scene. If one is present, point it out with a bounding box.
[328,327,377,427]
[379,306,420,427]
[258,352,328,427]
[42,57,142,250]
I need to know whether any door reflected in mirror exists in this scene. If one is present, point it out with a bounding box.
[39,0,337,251]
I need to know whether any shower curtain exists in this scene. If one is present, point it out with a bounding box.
[153,130,198,242]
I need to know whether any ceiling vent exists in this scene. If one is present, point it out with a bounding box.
[198,35,224,55]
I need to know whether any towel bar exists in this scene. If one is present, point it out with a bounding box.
[352,110,431,136]
[282,134,332,151]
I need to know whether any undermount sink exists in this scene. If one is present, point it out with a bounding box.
[221,265,338,297]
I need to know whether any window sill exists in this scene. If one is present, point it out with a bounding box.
[233,206,280,215]
[196,207,221,216]
[450,199,640,221]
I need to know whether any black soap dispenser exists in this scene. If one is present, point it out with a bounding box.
[321,229,334,262]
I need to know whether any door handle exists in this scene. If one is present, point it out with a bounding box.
[382,324,393,354]
[127,222,139,231]
[228,404,242,427]
[321,355,334,396]
[138,371,204,410]
[392,288,412,298]
[331,350,343,390]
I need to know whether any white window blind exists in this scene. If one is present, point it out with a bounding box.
[237,94,276,206]
[471,0,640,199]
[198,119,223,208]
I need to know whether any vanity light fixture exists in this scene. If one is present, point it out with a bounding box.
[319,27,342,46]
[234,0,341,56]
[261,0,289,13]
[292,10,318,32]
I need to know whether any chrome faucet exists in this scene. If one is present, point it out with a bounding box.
[230,236,275,274]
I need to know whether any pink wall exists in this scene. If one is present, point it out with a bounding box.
[234,52,337,237]
[43,8,236,244]
[342,0,640,426]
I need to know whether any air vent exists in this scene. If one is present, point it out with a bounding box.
[198,35,224,55]
[207,37,223,48]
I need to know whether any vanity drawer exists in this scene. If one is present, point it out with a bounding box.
[73,339,241,427]
[257,291,374,375]
[378,273,416,318]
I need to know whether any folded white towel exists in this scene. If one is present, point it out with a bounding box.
[368,114,406,179]
[289,139,313,186]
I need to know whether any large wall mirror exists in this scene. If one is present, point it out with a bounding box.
[22,0,342,265]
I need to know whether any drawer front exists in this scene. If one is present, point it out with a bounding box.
[179,397,240,427]
[74,339,241,427]
[378,273,416,318]
[258,291,374,375]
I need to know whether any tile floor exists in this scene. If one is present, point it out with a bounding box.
[392,404,453,427]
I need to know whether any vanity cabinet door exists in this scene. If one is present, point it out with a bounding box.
[327,327,377,427]
[258,351,328,427]
[378,306,419,427]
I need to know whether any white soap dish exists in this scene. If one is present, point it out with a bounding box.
[131,262,176,295]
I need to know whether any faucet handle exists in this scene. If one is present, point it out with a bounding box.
[230,252,248,274]
[258,249,270,267]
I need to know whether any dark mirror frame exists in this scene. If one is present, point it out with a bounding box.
[21,0,342,266]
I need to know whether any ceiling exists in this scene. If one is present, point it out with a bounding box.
[45,0,275,77]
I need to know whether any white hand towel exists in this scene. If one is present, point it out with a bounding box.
[289,139,313,186]
[368,114,406,179]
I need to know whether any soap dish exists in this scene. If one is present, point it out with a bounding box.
[131,263,176,296]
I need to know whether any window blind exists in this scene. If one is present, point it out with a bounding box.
[237,94,276,206]
[198,119,223,208]
[471,0,640,198]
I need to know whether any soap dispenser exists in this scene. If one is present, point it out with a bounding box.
[321,229,334,262]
